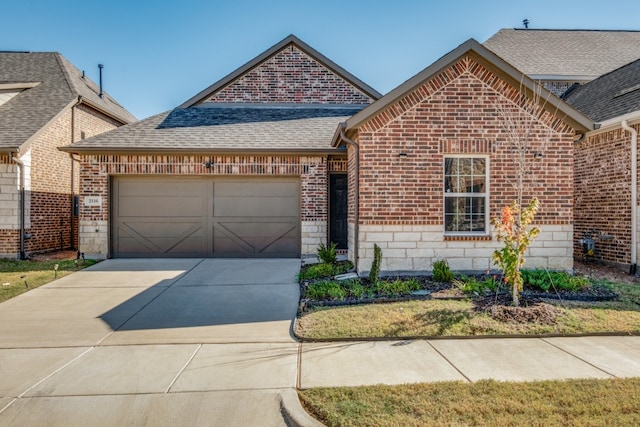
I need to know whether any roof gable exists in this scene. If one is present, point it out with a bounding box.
[337,39,593,142]
[180,35,381,107]
[484,29,640,80]
[0,52,135,153]
[563,59,640,123]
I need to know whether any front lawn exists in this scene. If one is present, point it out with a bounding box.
[296,264,640,339]
[299,378,640,427]
[0,258,97,303]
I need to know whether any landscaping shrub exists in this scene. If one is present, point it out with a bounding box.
[521,269,590,293]
[432,259,454,282]
[305,280,347,300]
[298,263,335,281]
[317,242,338,265]
[454,275,501,295]
[374,278,420,297]
[368,244,382,284]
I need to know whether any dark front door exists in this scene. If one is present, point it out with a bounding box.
[329,174,348,250]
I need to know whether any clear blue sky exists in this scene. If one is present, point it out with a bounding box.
[3,0,640,119]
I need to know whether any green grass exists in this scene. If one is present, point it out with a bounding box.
[0,258,98,303]
[296,281,640,339]
[299,378,640,427]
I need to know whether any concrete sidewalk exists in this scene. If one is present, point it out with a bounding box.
[299,335,640,388]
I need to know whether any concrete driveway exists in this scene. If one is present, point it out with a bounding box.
[0,258,302,426]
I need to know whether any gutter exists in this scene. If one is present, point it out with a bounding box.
[339,125,360,270]
[622,120,638,274]
[10,154,26,259]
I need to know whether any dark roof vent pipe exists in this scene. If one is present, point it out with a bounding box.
[523,18,530,29]
[98,64,104,98]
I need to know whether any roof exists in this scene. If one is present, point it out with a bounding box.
[180,34,382,107]
[484,29,640,80]
[60,104,365,154]
[562,59,640,123]
[0,52,136,153]
[335,38,593,142]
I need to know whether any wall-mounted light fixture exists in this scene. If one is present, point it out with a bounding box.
[533,151,544,159]
[204,159,214,169]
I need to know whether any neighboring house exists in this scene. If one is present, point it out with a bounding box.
[62,35,593,276]
[332,39,592,274]
[562,59,640,272]
[0,52,136,258]
[61,35,380,259]
[484,29,640,96]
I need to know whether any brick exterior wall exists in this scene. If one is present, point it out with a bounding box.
[574,125,638,267]
[205,45,374,104]
[350,56,576,273]
[0,104,121,258]
[77,154,328,257]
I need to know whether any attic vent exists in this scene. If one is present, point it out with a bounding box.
[615,83,640,98]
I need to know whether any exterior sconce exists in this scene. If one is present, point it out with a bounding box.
[204,159,214,169]
[533,151,544,159]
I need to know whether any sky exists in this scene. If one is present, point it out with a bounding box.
[3,0,640,120]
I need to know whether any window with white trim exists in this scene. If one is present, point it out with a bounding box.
[444,156,488,234]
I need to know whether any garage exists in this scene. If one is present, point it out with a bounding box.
[111,176,300,258]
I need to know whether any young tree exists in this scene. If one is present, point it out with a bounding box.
[491,82,558,307]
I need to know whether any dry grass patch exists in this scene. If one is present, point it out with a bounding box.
[299,378,640,427]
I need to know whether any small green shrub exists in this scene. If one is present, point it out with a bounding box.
[305,280,346,300]
[432,259,454,282]
[298,263,335,281]
[454,276,501,295]
[374,278,420,297]
[317,242,338,265]
[342,279,368,299]
[521,269,590,293]
[334,260,354,275]
[369,244,382,284]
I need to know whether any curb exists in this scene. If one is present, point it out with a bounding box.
[280,388,325,427]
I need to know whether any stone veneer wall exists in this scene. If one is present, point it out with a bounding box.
[357,224,573,275]
[78,154,329,258]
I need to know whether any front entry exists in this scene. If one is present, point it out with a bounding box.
[329,174,348,250]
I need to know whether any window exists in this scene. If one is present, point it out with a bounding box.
[444,157,488,234]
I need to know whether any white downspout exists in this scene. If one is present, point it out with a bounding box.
[11,154,26,259]
[622,120,637,274]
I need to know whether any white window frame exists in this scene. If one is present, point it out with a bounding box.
[443,155,490,235]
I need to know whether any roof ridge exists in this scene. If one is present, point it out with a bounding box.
[52,52,76,97]
[509,28,640,33]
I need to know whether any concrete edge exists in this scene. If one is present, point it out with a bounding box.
[280,388,326,427]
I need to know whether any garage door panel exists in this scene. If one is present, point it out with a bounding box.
[213,181,298,197]
[118,197,203,217]
[112,177,300,258]
[213,197,298,217]
[118,180,204,197]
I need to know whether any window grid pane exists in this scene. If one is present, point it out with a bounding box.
[444,157,487,233]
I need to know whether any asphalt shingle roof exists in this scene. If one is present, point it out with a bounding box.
[562,59,640,123]
[0,52,136,152]
[484,29,640,79]
[62,105,365,152]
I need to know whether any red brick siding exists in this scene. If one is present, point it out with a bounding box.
[352,56,574,228]
[25,105,120,254]
[206,45,374,104]
[78,154,328,223]
[574,127,634,265]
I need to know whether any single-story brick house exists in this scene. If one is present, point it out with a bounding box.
[62,36,594,274]
[0,52,135,258]
[61,35,381,259]
[562,59,640,272]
